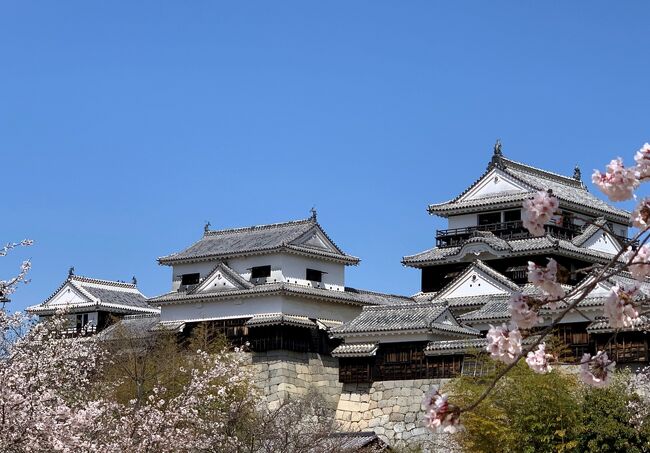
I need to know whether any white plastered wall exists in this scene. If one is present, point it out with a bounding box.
[160,294,361,323]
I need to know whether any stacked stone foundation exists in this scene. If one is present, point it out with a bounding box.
[244,351,456,451]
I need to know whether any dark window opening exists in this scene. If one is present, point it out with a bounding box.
[181,273,200,285]
[76,313,89,331]
[477,212,501,226]
[504,209,521,222]
[306,268,324,282]
[251,266,271,279]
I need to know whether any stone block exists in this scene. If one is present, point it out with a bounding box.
[404,413,416,424]
[390,413,405,422]
[350,393,360,402]
[351,412,362,422]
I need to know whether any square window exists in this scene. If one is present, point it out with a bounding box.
[181,273,200,285]
[306,268,324,282]
[251,266,271,279]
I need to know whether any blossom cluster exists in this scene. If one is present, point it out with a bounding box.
[603,284,640,329]
[527,258,565,305]
[525,343,552,374]
[522,190,559,236]
[486,322,522,364]
[422,387,461,433]
[580,351,615,388]
[592,158,639,201]
[508,293,542,329]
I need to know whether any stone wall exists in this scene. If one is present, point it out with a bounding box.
[335,379,457,451]
[246,350,342,409]
[244,352,455,451]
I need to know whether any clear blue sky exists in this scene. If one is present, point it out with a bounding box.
[2,2,649,312]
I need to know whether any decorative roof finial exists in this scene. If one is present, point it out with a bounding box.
[488,139,504,170]
[132,275,137,285]
[493,139,502,156]
[310,206,317,220]
[573,165,581,181]
[204,221,211,233]
[68,266,75,277]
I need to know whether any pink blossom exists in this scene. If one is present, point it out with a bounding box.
[422,387,461,433]
[508,292,543,329]
[522,190,559,237]
[580,351,615,387]
[632,198,650,230]
[525,343,552,374]
[592,158,638,202]
[527,258,565,306]
[635,143,650,181]
[486,323,522,364]
[604,284,639,329]
[624,245,650,281]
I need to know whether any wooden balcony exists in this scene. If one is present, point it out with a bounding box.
[436,220,583,247]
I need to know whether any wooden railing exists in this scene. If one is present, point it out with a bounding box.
[436,221,583,247]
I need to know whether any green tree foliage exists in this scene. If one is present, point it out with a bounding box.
[577,377,650,452]
[450,362,650,453]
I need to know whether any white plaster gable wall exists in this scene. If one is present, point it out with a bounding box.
[459,168,529,201]
[279,254,345,290]
[171,253,346,292]
[195,268,242,292]
[436,268,512,299]
[160,295,361,323]
[48,283,91,306]
[582,230,621,255]
[447,214,479,230]
[171,261,224,291]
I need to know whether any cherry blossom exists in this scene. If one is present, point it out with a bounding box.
[422,387,461,433]
[635,142,650,181]
[631,198,650,230]
[522,190,559,236]
[624,245,650,281]
[527,258,565,306]
[580,351,615,388]
[525,343,552,374]
[603,284,640,329]
[486,323,522,364]
[592,158,639,202]
[508,292,543,329]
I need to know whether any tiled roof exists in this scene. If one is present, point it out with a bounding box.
[244,313,317,328]
[458,298,510,322]
[331,302,448,335]
[97,314,161,340]
[403,235,619,267]
[424,334,540,355]
[331,342,379,357]
[427,154,629,222]
[158,217,359,265]
[330,302,479,337]
[587,316,650,333]
[152,320,187,333]
[150,283,415,308]
[27,274,159,315]
[328,432,387,451]
[424,338,488,355]
[571,218,609,247]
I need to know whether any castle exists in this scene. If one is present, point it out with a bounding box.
[27,143,649,446]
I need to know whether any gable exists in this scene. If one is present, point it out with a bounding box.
[46,283,93,307]
[459,168,530,201]
[193,264,251,293]
[582,230,621,254]
[437,266,514,299]
[433,308,460,326]
[290,226,341,253]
